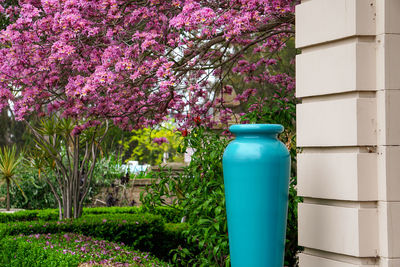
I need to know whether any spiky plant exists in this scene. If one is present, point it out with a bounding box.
[0,145,26,211]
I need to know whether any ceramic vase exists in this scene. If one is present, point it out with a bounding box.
[223,124,291,267]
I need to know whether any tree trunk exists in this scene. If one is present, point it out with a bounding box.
[51,185,63,220]
[73,175,79,219]
[26,119,108,220]
[6,180,10,211]
[64,198,72,219]
[60,187,66,220]
[73,190,81,219]
[62,185,67,218]
[43,174,63,220]
[64,181,73,219]
[77,201,83,218]
[57,199,62,220]
[66,194,72,219]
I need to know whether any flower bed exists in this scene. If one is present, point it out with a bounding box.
[0,233,169,266]
[0,213,188,261]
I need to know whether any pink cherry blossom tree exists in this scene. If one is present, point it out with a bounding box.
[0,0,296,218]
[0,0,296,128]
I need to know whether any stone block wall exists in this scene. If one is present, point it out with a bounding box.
[296,0,400,266]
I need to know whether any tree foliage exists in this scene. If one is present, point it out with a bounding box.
[122,122,183,165]
[0,0,296,130]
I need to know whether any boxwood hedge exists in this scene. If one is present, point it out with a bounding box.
[0,206,183,223]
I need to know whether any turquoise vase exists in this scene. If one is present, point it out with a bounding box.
[223,124,290,267]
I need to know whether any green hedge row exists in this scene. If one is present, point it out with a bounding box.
[0,233,168,266]
[155,223,189,260]
[0,206,183,223]
[0,209,56,223]
[83,206,183,223]
[0,213,187,260]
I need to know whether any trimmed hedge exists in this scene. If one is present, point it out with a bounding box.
[0,214,187,260]
[82,206,183,223]
[0,214,163,251]
[154,223,189,260]
[0,209,58,223]
[0,206,183,223]
[0,233,168,266]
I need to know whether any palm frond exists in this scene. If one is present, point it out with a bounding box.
[0,145,26,207]
[0,145,22,181]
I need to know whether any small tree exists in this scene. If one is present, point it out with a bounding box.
[0,145,26,211]
[122,122,184,165]
[27,116,108,219]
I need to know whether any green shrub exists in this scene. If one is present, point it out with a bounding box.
[83,206,183,223]
[141,126,230,266]
[141,206,183,223]
[154,223,189,261]
[82,206,138,215]
[3,155,124,211]
[0,210,39,223]
[0,209,59,223]
[0,233,168,266]
[0,167,59,210]
[36,209,59,221]
[0,206,182,224]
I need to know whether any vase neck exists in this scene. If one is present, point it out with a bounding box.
[229,124,284,138]
[235,133,278,140]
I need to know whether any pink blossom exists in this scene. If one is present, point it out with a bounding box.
[0,0,296,129]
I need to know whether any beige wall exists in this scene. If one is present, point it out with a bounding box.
[296,0,400,266]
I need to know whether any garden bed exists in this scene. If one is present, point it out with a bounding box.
[0,233,168,266]
[0,207,188,265]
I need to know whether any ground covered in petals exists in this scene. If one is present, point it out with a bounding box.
[0,233,169,266]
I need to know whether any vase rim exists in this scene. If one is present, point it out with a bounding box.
[229,124,284,135]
